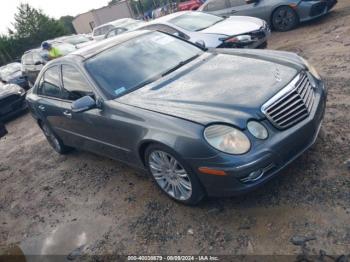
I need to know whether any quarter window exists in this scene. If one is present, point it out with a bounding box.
[38,66,61,98]
[61,65,93,101]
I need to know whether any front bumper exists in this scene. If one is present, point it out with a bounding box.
[189,80,326,197]
[298,0,337,22]
[0,93,27,121]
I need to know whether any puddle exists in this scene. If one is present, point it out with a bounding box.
[1,219,110,261]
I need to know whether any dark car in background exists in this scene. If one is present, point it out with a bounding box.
[21,49,47,87]
[0,82,27,121]
[198,0,337,31]
[0,62,28,89]
[21,42,76,87]
[26,30,326,204]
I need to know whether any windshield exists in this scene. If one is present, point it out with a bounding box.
[169,12,224,31]
[85,31,202,98]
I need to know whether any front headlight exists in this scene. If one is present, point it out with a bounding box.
[204,125,251,155]
[301,57,321,80]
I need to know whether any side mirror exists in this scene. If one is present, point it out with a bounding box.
[195,40,206,48]
[71,95,96,113]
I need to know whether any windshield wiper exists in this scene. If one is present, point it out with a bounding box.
[161,54,200,77]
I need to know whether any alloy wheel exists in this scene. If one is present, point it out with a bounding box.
[148,150,192,201]
[273,7,297,31]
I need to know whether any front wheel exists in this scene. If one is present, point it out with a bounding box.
[41,123,72,154]
[272,6,299,32]
[145,144,205,205]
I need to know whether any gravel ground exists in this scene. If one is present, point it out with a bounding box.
[0,1,350,260]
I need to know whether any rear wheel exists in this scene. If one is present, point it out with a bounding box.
[41,123,72,154]
[272,6,299,32]
[145,144,205,205]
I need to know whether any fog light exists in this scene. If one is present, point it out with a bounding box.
[240,169,263,183]
[247,121,268,140]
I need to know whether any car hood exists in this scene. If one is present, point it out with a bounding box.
[200,16,264,36]
[0,84,23,98]
[118,51,302,128]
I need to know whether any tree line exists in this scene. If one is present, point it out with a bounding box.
[0,4,75,66]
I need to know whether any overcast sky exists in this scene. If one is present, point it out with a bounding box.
[0,0,110,34]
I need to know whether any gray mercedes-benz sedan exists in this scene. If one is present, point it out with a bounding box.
[26,30,326,205]
[198,0,337,31]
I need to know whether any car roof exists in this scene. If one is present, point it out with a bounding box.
[69,30,150,60]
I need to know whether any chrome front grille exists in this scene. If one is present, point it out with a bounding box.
[262,72,315,129]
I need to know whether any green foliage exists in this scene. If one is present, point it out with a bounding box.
[0,3,68,66]
[59,16,76,34]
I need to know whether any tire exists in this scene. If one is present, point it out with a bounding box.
[41,122,72,154]
[272,6,299,32]
[145,144,205,205]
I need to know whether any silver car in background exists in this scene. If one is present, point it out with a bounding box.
[198,0,337,31]
[138,11,270,49]
[92,18,143,41]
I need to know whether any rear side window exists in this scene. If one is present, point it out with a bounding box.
[37,66,61,98]
[61,65,93,101]
[207,0,227,11]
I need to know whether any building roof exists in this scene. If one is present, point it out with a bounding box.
[73,1,129,20]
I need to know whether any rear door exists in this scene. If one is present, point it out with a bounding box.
[228,0,267,19]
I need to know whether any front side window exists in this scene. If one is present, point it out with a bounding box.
[61,65,93,101]
[38,66,61,98]
[85,31,202,98]
[169,12,224,31]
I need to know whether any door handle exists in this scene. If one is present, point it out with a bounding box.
[231,9,237,13]
[38,105,45,111]
[63,110,72,118]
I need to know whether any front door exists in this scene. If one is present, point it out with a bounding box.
[56,64,129,161]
